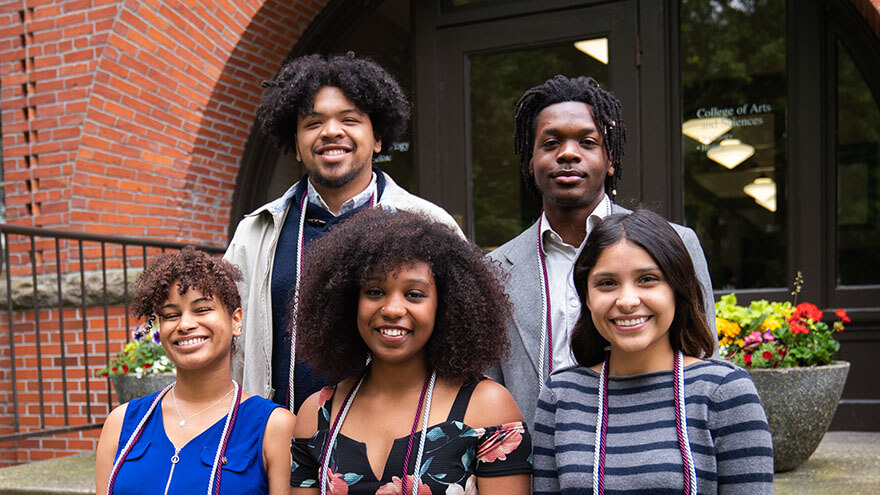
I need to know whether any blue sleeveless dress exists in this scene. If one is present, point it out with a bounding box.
[111,391,280,494]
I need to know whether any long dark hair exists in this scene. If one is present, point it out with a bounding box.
[571,209,714,366]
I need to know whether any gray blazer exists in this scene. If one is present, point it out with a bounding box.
[487,204,717,429]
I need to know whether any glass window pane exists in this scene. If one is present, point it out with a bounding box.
[470,42,610,249]
[680,0,787,290]
[836,40,880,285]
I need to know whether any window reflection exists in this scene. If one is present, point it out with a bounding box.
[469,42,609,249]
[836,40,880,285]
[680,0,787,290]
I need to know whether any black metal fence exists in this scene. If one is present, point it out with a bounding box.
[0,223,223,442]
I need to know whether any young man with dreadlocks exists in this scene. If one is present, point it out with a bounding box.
[224,53,461,414]
[487,75,716,427]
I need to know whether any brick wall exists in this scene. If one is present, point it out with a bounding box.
[1,0,329,465]
[0,306,124,465]
[1,0,328,244]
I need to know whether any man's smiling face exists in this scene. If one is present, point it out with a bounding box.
[294,86,382,190]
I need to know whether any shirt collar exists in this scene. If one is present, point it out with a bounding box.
[306,172,377,216]
[540,194,612,254]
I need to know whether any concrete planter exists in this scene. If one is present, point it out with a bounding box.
[111,372,176,404]
[748,361,850,473]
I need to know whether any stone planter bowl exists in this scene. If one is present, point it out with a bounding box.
[111,372,176,404]
[748,361,850,472]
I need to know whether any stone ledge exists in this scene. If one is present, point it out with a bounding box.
[0,269,142,310]
[0,452,95,495]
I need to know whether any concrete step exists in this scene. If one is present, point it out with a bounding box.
[0,431,877,494]
[0,452,94,495]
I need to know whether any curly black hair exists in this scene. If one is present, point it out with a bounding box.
[514,75,626,201]
[295,208,511,382]
[570,210,715,367]
[130,246,242,325]
[256,52,410,155]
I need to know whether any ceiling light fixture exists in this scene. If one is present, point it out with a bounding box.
[707,138,756,169]
[681,117,734,145]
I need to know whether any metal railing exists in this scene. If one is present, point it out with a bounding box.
[0,224,224,442]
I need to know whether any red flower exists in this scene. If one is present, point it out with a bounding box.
[121,364,129,373]
[835,309,851,323]
[743,353,752,366]
[762,351,772,360]
[790,321,809,334]
[790,302,822,323]
[111,366,118,373]
[143,363,152,369]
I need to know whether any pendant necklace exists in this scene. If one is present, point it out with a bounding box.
[536,196,612,389]
[171,385,235,427]
[106,380,242,495]
[319,367,436,495]
[592,351,696,495]
[287,182,377,412]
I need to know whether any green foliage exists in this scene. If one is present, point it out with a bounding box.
[95,324,175,378]
[716,293,848,369]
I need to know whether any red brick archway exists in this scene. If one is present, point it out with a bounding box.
[2,0,329,245]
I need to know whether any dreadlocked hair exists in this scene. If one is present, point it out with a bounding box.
[513,75,626,201]
[256,52,410,155]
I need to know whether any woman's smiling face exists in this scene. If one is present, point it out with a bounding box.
[158,283,241,371]
[356,262,438,367]
[585,240,675,361]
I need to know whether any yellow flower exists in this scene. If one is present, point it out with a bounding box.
[716,318,741,339]
[759,317,782,332]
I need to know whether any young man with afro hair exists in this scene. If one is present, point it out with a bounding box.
[486,75,717,428]
[225,53,461,414]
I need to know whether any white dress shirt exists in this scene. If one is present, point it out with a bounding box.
[306,172,378,216]
[539,194,613,373]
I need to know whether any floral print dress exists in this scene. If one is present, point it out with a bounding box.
[290,379,532,494]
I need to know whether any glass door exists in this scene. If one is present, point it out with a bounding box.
[416,1,638,246]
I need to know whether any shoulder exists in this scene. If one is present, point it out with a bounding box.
[103,402,129,437]
[546,366,597,390]
[687,359,758,397]
[292,384,339,438]
[264,406,296,439]
[487,222,538,263]
[379,174,463,235]
[463,378,524,428]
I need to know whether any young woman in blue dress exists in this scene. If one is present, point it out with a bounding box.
[532,209,774,494]
[289,208,532,495]
[94,247,295,495]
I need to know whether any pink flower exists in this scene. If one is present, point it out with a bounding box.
[762,331,774,342]
[477,423,524,463]
[445,476,476,495]
[324,468,348,495]
[377,476,431,495]
[318,387,335,408]
[743,331,763,345]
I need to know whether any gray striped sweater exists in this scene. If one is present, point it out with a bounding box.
[532,359,773,494]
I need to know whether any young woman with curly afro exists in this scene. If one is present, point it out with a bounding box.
[95,247,295,495]
[289,208,532,495]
